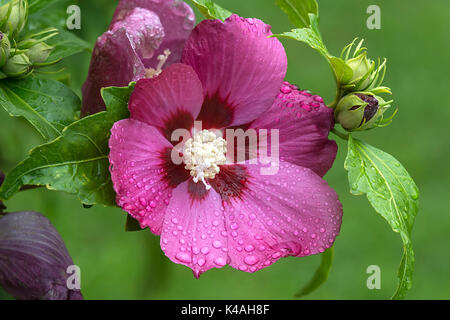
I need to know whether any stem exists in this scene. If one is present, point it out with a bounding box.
[19,185,43,192]
[331,128,349,141]
[329,84,343,109]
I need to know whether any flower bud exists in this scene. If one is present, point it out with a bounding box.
[0,0,28,38]
[26,41,53,64]
[341,39,389,93]
[0,32,10,67]
[0,211,83,300]
[346,51,374,91]
[335,92,391,131]
[2,52,32,77]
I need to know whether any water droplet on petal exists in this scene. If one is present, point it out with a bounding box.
[244,255,259,266]
[201,247,210,255]
[214,257,226,266]
[176,252,191,263]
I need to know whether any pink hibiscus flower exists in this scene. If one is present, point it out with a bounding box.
[109,15,342,277]
[81,0,195,116]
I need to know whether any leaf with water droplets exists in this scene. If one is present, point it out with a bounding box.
[0,84,134,206]
[345,136,419,299]
[296,246,333,298]
[0,77,81,142]
[189,0,232,21]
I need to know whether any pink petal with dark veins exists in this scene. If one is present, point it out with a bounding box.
[182,14,287,129]
[109,119,176,234]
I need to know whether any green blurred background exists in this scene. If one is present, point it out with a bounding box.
[1,0,449,299]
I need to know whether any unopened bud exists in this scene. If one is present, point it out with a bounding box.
[2,52,32,77]
[335,92,392,131]
[346,51,375,91]
[341,39,389,93]
[26,41,53,64]
[0,0,28,38]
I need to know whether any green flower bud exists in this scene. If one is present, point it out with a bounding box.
[26,41,53,64]
[341,38,389,93]
[2,52,32,77]
[346,51,375,91]
[0,32,10,67]
[335,92,392,131]
[0,0,28,38]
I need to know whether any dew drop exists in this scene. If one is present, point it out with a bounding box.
[244,255,259,266]
[201,247,210,255]
[176,252,191,263]
[244,245,255,252]
[214,257,226,266]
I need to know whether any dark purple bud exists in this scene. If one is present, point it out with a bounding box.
[355,93,379,122]
[0,211,83,300]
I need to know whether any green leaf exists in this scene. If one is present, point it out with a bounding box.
[0,84,134,206]
[275,0,318,28]
[296,246,334,298]
[190,0,232,21]
[28,0,66,15]
[0,76,80,141]
[272,15,328,58]
[329,56,353,85]
[345,136,419,299]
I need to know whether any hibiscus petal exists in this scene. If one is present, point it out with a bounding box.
[109,7,165,61]
[182,14,287,128]
[0,211,83,300]
[81,28,147,116]
[112,0,195,69]
[129,64,204,142]
[109,119,176,234]
[160,181,228,278]
[220,161,342,273]
[250,82,338,177]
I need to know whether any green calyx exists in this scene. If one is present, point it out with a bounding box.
[335,91,395,132]
[25,41,54,64]
[0,0,28,39]
[2,52,32,77]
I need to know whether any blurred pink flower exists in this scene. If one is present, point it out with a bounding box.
[81,0,195,116]
[109,15,342,277]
